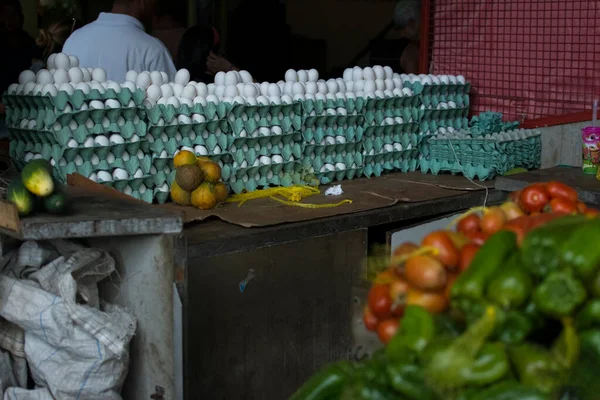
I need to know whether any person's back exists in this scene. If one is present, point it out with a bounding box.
[62,0,176,83]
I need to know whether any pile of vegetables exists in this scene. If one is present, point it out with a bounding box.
[6,159,69,216]
[364,181,597,344]
[293,182,600,400]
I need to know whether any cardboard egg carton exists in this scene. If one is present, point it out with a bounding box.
[402,78,470,96]
[228,161,304,194]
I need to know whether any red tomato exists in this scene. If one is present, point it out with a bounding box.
[406,288,449,314]
[363,306,379,332]
[368,284,393,319]
[547,181,578,203]
[519,185,550,213]
[404,255,447,290]
[548,198,578,214]
[459,243,480,272]
[465,231,489,246]
[577,202,587,214]
[457,214,481,235]
[377,319,400,344]
[586,208,600,217]
[422,231,460,269]
[481,207,507,235]
[393,242,419,259]
[389,278,409,317]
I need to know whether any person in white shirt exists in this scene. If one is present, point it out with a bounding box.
[62,0,177,83]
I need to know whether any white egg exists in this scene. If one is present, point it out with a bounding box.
[256,95,269,106]
[121,81,136,93]
[265,83,280,97]
[257,81,268,96]
[46,54,57,69]
[325,79,338,94]
[94,135,110,147]
[259,156,272,166]
[26,119,37,129]
[402,87,413,96]
[308,69,319,82]
[457,75,466,84]
[100,117,110,128]
[383,66,393,79]
[109,134,125,144]
[35,69,53,85]
[80,136,94,148]
[125,70,138,82]
[32,83,44,95]
[271,155,284,164]
[301,81,316,95]
[285,69,298,82]
[132,168,143,179]
[214,85,226,98]
[237,70,252,84]
[177,115,191,125]
[269,96,282,105]
[231,95,244,105]
[51,69,68,84]
[121,185,132,195]
[236,82,245,94]
[104,99,120,109]
[174,69,190,86]
[363,67,375,81]
[212,72,225,87]
[130,134,140,143]
[64,138,78,148]
[90,82,105,94]
[448,76,457,84]
[224,85,238,98]
[92,68,107,82]
[374,79,385,91]
[106,81,121,93]
[206,94,220,104]
[352,67,364,81]
[111,168,128,180]
[7,83,18,94]
[66,67,82,83]
[56,83,74,96]
[22,82,35,94]
[292,82,305,95]
[297,70,308,83]
[240,83,258,98]
[68,54,79,68]
[372,65,384,80]
[224,71,238,86]
[335,162,347,171]
[88,154,100,166]
[439,75,450,84]
[53,53,70,70]
[155,83,172,99]
[71,82,89,95]
[182,84,196,99]
[145,71,161,86]
[143,84,160,101]
[135,71,151,89]
[166,97,180,108]
[179,97,193,107]
[160,71,168,83]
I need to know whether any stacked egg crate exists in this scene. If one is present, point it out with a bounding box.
[401,74,471,162]
[287,73,365,184]
[226,78,304,194]
[420,128,542,180]
[138,69,235,201]
[345,68,424,177]
[2,55,156,201]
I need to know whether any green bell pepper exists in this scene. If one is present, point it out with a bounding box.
[533,271,587,318]
[289,362,353,400]
[452,231,517,300]
[555,330,600,400]
[387,305,435,359]
[486,253,533,309]
[520,215,588,279]
[507,343,565,394]
[386,361,439,400]
[524,301,548,333]
[495,310,533,344]
[560,217,600,280]
[425,307,508,391]
[551,319,580,369]
[462,381,548,400]
[575,300,600,331]
[433,313,463,338]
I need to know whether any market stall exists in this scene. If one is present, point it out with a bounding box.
[2,47,597,399]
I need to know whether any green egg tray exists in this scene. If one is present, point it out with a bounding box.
[2,87,145,112]
[230,133,302,165]
[231,102,302,120]
[229,115,301,137]
[362,89,423,113]
[147,118,229,138]
[228,161,304,194]
[421,93,470,109]
[403,81,471,96]
[363,155,420,177]
[302,98,366,116]
[145,102,230,124]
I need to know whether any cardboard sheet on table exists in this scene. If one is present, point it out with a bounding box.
[159,172,493,228]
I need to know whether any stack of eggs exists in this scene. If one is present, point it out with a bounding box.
[400,74,470,149]
[134,68,234,196]
[224,70,304,194]
[283,69,366,183]
[2,53,157,201]
[338,66,424,177]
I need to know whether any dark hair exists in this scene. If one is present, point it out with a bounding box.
[36,19,78,60]
[177,25,220,82]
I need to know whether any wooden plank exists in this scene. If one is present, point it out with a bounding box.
[0,187,183,240]
[0,200,20,234]
[184,229,367,400]
[495,167,600,205]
